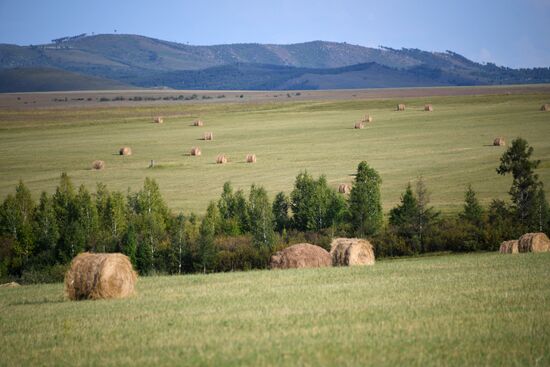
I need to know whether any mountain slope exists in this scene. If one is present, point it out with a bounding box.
[0,67,133,92]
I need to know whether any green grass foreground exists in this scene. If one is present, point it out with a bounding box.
[1,92,549,214]
[1,252,549,366]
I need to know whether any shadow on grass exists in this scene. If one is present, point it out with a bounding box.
[10,297,66,306]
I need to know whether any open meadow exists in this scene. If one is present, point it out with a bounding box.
[1,86,550,215]
[1,252,549,366]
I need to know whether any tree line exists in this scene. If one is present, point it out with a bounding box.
[1,138,548,283]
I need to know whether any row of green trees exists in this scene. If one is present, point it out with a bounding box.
[0,138,548,283]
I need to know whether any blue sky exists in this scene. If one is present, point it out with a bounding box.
[1,0,549,68]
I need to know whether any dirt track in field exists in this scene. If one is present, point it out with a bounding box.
[1,84,549,110]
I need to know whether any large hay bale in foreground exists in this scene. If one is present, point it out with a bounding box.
[246,154,256,163]
[338,183,351,194]
[493,137,506,146]
[270,243,331,269]
[518,232,550,253]
[216,154,227,164]
[330,238,375,266]
[153,116,163,124]
[64,252,137,301]
[541,104,549,111]
[193,119,204,126]
[92,160,105,170]
[424,104,433,112]
[499,240,519,254]
[190,147,201,156]
[397,104,405,111]
[354,122,364,129]
[204,132,214,141]
[119,147,132,156]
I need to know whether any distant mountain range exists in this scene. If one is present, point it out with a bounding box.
[1,34,549,92]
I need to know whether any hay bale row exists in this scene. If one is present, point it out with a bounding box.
[338,183,351,194]
[153,116,163,124]
[204,132,214,141]
[397,103,406,111]
[190,147,201,156]
[92,160,105,170]
[330,238,375,266]
[499,232,550,254]
[354,122,364,129]
[270,238,376,270]
[424,104,433,112]
[499,240,519,254]
[216,154,228,164]
[64,252,137,301]
[119,147,132,156]
[541,104,549,111]
[193,119,204,126]
[493,137,506,146]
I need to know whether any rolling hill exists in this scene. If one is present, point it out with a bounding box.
[1,34,550,91]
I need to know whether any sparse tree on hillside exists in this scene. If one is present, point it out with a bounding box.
[460,184,484,227]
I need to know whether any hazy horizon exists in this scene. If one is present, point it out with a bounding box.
[1,0,549,69]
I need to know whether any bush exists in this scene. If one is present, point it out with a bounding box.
[20,264,68,284]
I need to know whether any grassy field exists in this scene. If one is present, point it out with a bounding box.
[0,90,549,214]
[1,252,549,366]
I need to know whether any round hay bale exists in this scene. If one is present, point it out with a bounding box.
[338,183,351,194]
[362,114,373,123]
[270,243,331,270]
[246,154,256,163]
[354,122,364,129]
[499,240,519,254]
[92,160,105,170]
[64,252,137,301]
[397,104,406,111]
[493,137,506,146]
[119,147,132,156]
[541,104,549,112]
[518,232,550,253]
[216,154,227,164]
[153,116,163,124]
[190,147,201,156]
[424,104,433,112]
[0,281,21,288]
[330,238,375,266]
[204,132,214,141]
[193,119,204,126]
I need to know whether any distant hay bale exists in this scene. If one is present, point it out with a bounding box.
[119,147,132,156]
[354,122,364,129]
[92,160,105,170]
[64,252,137,301]
[246,154,256,163]
[0,281,20,288]
[424,104,433,112]
[190,147,201,156]
[270,243,331,269]
[499,240,519,254]
[362,114,373,123]
[541,104,549,111]
[153,116,164,124]
[518,232,550,253]
[330,238,375,266]
[193,119,204,126]
[338,183,351,194]
[493,137,506,146]
[397,103,406,111]
[216,154,227,164]
[204,132,214,141]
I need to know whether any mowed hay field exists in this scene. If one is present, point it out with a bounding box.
[1,253,549,366]
[1,91,550,213]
